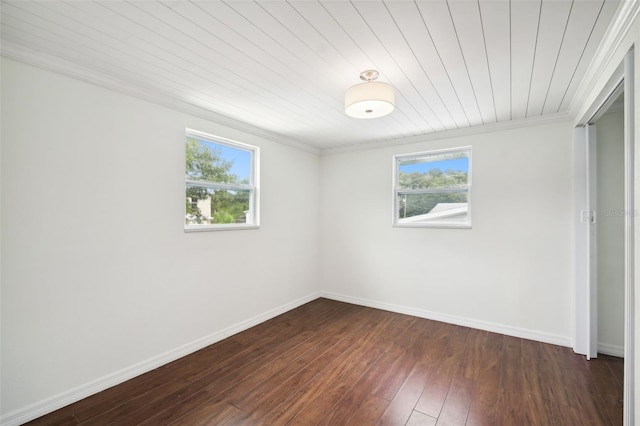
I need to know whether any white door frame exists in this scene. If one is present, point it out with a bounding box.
[575,47,634,425]
[622,48,635,426]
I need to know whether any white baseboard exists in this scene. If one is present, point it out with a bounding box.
[3,291,575,425]
[320,291,572,348]
[598,342,625,357]
[0,292,321,426]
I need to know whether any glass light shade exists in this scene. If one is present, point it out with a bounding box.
[345,81,395,119]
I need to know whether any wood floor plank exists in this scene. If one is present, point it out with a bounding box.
[346,394,390,425]
[23,414,79,426]
[238,336,358,421]
[291,347,384,425]
[500,335,523,392]
[436,325,472,378]
[167,321,292,378]
[230,310,398,424]
[284,346,386,425]
[406,410,438,426]
[467,333,504,426]
[25,299,623,426]
[495,388,524,426]
[436,376,475,426]
[420,321,457,365]
[176,321,305,384]
[133,328,322,425]
[465,332,503,426]
[495,336,524,425]
[66,336,248,423]
[380,321,453,425]
[586,356,623,425]
[544,344,613,426]
[137,390,212,425]
[278,298,356,331]
[82,321,305,425]
[261,319,390,424]
[237,309,382,420]
[413,369,452,419]
[540,342,577,409]
[520,339,556,424]
[371,319,431,401]
[231,307,376,414]
[378,363,434,426]
[80,379,189,426]
[167,402,243,426]
[74,321,292,423]
[521,339,547,399]
[316,317,427,425]
[523,394,554,426]
[551,397,608,426]
[414,325,470,417]
[604,354,624,387]
[458,328,487,380]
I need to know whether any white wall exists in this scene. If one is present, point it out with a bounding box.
[1,48,630,422]
[596,109,625,355]
[0,58,320,420]
[320,121,575,343]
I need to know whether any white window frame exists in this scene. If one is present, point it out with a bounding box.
[393,146,472,229]
[185,129,260,232]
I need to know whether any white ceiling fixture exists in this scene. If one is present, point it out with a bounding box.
[345,70,395,119]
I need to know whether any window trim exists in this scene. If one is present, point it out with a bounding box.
[184,128,260,232]
[392,146,472,229]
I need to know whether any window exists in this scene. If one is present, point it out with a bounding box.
[393,146,471,228]
[185,129,259,231]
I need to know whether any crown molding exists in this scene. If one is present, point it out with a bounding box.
[320,112,572,156]
[0,43,320,156]
[568,0,640,118]
[5,5,628,160]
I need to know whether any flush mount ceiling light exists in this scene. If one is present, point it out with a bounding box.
[345,70,395,119]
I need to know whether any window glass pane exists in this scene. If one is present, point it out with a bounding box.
[186,137,251,184]
[397,192,468,225]
[186,185,252,225]
[398,153,469,189]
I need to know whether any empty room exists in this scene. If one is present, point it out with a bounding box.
[2,0,640,425]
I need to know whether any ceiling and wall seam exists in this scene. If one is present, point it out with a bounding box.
[569,0,640,120]
[0,0,630,153]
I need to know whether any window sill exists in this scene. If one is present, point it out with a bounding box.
[184,224,260,232]
[393,223,472,229]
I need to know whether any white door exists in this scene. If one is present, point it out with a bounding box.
[574,124,598,359]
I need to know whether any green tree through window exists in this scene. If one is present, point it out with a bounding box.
[394,147,471,228]
[398,169,468,219]
[185,131,257,229]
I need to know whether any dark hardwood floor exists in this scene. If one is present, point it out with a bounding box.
[27,298,623,425]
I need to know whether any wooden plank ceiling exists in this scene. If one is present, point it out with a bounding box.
[0,0,620,151]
